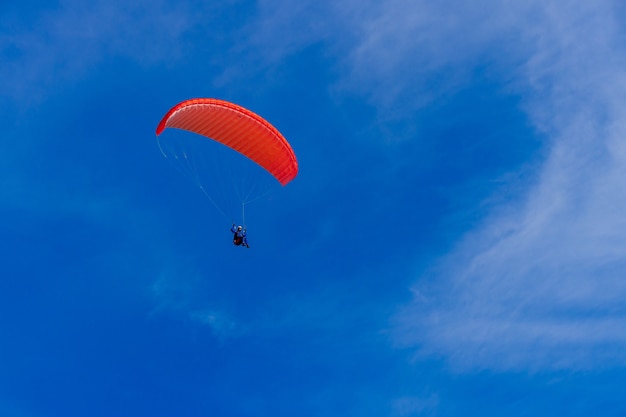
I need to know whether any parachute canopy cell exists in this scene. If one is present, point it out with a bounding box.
[156,98,298,186]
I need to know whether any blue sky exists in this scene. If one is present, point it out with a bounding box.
[2,0,626,416]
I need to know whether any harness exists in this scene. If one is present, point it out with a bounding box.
[233,230,243,245]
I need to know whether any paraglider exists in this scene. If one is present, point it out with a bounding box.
[155,98,298,247]
[231,224,249,248]
[156,98,298,185]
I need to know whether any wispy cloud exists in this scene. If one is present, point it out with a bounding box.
[189,309,243,340]
[250,0,626,371]
[392,394,439,417]
[248,1,532,120]
[7,0,626,374]
[150,267,245,340]
[1,0,200,103]
[389,2,626,371]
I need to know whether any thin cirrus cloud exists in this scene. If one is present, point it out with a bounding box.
[4,0,626,373]
[250,0,626,371]
[0,0,205,215]
[387,2,626,371]
[0,0,200,103]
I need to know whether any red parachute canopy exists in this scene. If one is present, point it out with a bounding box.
[156,98,298,186]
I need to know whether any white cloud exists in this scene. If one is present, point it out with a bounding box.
[250,0,626,371]
[392,394,439,417]
[150,268,245,340]
[5,0,626,373]
[0,0,200,103]
[190,310,241,340]
[388,2,626,371]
